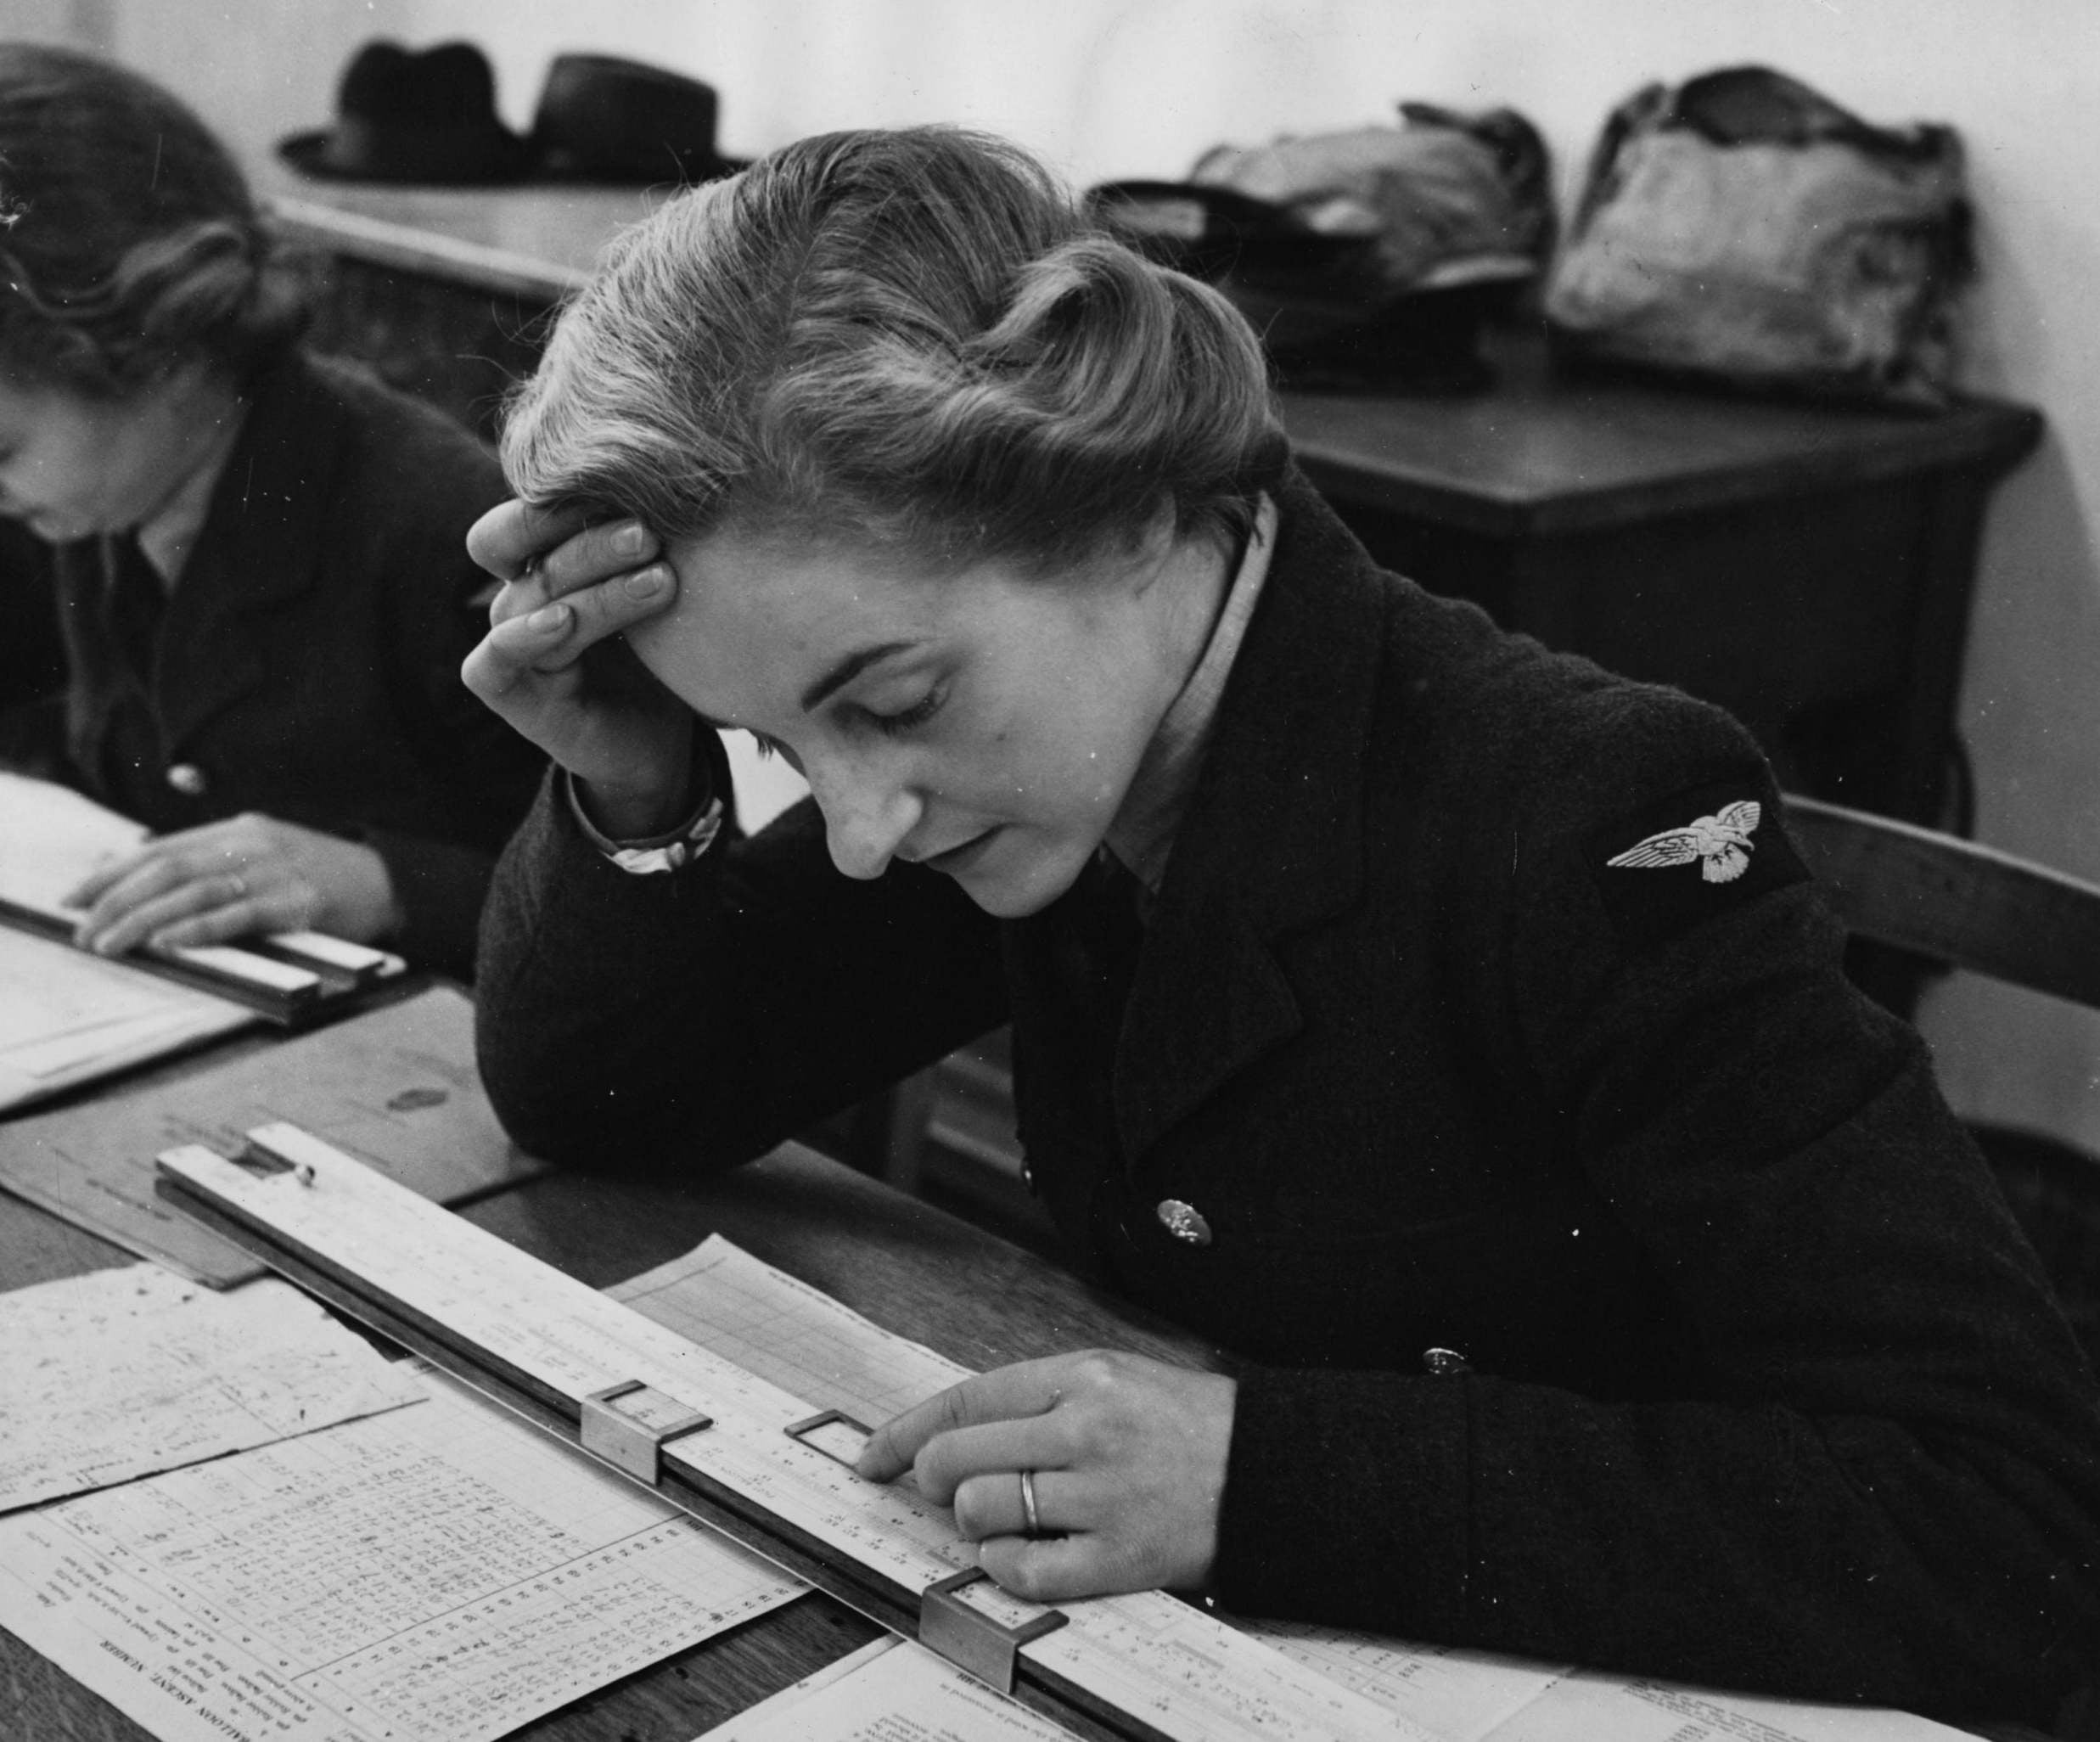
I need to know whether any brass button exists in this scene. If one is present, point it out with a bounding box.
[1155,1199,1211,1247]
[1423,1346,1471,1377]
[166,761,208,797]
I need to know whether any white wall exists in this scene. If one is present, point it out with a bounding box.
[27,0,2100,1143]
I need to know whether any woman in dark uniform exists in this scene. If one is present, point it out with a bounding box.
[460,126,2100,1727]
[0,45,543,976]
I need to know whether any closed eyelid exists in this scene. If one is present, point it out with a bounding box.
[800,640,916,713]
[860,683,946,736]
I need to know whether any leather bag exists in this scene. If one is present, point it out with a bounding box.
[1545,66,1973,408]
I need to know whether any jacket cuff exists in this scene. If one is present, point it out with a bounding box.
[564,767,723,874]
[1212,1364,1473,1636]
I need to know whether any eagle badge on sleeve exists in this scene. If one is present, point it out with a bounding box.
[1605,800,1761,884]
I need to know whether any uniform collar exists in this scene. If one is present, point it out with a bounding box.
[132,391,250,587]
[1105,496,1278,893]
[1108,464,1390,1162]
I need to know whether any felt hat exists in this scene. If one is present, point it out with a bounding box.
[530,53,738,185]
[278,40,534,184]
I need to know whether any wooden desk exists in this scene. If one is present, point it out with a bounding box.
[0,1144,1222,1742]
[1288,334,2041,829]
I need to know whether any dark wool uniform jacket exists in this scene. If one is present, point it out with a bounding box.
[0,350,547,978]
[474,469,2100,1725]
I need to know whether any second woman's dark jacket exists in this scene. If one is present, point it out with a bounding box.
[474,470,2100,1726]
[0,349,545,976]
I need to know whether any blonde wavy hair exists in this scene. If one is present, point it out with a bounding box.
[503,126,1286,576]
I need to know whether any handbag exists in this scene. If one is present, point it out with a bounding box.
[1091,102,1552,392]
[1544,66,1972,408]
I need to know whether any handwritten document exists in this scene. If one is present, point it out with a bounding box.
[699,1636,1079,1741]
[0,1262,421,1512]
[0,1363,805,1742]
[618,1238,1968,1742]
[0,983,544,1284]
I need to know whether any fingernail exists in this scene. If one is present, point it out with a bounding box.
[614,523,647,557]
[527,603,570,632]
[625,565,670,599]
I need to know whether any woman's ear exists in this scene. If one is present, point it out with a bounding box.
[139,355,240,424]
[1123,498,1186,595]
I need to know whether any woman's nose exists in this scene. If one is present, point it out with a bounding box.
[814,761,923,880]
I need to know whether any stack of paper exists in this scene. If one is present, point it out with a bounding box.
[0,767,154,922]
[0,1363,805,1742]
[0,772,256,1100]
[0,924,252,1111]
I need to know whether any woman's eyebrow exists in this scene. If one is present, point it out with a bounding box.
[799,641,914,712]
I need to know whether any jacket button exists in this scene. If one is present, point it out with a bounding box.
[166,762,208,797]
[1423,1346,1471,1376]
[1155,1200,1212,1247]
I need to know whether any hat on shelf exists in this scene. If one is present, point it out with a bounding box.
[530,53,739,185]
[278,40,534,184]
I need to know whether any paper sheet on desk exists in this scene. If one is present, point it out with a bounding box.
[697,1636,1081,1740]
[0,983,547,1284]
[614,1237,1969,1742]
[610,1232,971,1425]
[0,925,254,1112]
[0,773,256,1112]
[0,1363,804,1742]
[0,767,149,921]
[0,1262,422,1511]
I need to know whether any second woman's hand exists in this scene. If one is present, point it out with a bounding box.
[66,813,401,955]
[461,501,694,835]
[856,1350,1237,1604]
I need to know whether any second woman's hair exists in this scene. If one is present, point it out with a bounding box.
[0,42,306,396]
[503,126,1287,576]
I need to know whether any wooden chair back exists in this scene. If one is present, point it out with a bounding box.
[1783,793,2100,1010]
[1786,792,2100,1402]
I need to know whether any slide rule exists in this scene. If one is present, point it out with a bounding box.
[156,1124,1407,1742]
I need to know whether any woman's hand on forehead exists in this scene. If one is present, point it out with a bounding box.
[467,500,665,598]
[461,496,694,831]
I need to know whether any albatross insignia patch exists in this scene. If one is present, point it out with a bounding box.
[1589,780,1807,948]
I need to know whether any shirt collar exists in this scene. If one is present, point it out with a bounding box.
[1105,493,1277,893]
[132,398,249,588]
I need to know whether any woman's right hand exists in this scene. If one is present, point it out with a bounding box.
[462,503,695,838]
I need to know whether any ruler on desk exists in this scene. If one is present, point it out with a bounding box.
[0,901,404,1026]
[155,1124,1416,1742]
